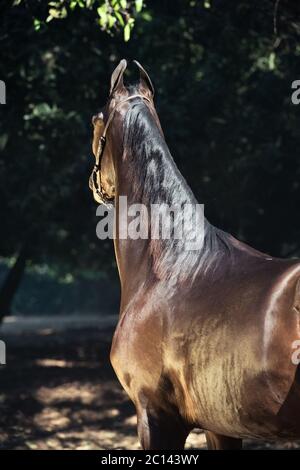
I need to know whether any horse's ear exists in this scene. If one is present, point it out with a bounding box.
[110,59,127,95]
[133,60,154,97]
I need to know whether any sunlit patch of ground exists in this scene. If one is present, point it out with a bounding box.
[0,316,299,450]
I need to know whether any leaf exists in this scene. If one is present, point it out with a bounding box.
[33,18,41,31]
[141,11,152,21]
[115,11,124,27]
[108,14,116,28]
[48,7,67,19]
[48,8,61,19]
[60,6,68,18]
[0,134,8,151]
[268,52,276,71]
[97,5,108,27]
[124,23,131,42]
[135,0,143,12]
[120,0,127,9]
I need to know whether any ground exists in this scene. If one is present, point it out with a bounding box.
[0,315,299,450]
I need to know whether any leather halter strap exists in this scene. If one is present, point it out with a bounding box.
[92,94,152,207]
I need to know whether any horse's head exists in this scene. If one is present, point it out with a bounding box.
[89,59,155,205]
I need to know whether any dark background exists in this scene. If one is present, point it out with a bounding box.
[1,0,300,451]
[0,0,300,318]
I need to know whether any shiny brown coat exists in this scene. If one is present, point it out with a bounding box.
[90,60,300,449]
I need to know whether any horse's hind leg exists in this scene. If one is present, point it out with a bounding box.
[137,406,190,450]
[205,431,242,450]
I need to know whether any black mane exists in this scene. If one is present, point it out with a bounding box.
[121,92,237,280]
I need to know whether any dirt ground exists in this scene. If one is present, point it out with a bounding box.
[0,315,299,450]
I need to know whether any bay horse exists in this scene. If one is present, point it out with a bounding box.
[89,59,300,449]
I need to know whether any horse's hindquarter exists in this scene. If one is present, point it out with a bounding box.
[166,259,300,439]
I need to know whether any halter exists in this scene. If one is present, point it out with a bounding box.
[92,94,152,207]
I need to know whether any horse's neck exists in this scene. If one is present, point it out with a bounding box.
[113,130,209,291]
[119,147,196,206]
[110,106,266,296]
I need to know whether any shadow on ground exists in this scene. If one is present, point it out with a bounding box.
[0,317,299,450]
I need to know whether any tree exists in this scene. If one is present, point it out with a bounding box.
[1,0,300,319]
[13,0,145,41]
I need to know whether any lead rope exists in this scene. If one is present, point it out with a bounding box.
[92,94,152,207]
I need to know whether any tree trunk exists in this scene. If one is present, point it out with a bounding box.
[0,245,28,323]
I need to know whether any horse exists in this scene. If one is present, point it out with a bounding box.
[89,59,300,450]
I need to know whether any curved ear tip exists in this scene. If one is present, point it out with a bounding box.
[133,59,142,68]
[120,59,127,67]
[133,60,154,96]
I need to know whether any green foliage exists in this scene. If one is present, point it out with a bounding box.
[1,0,300,313]
[14,0,144,42]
